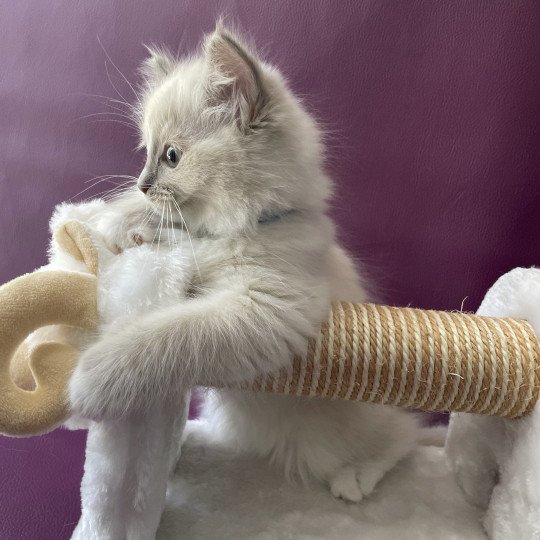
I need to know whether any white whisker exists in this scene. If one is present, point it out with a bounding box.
[84,174,137,185]
[69,179,133,202]
[170,197,200,279]
[97,35,139,101]
[156,204,165,251]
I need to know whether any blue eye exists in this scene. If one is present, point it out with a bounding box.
[164,145,181,167]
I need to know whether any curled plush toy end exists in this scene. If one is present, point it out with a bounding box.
[53,220,99,276]
[0,220,100,436]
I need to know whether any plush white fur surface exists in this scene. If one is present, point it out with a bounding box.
[446,267,540,539]
[156,421,485,540]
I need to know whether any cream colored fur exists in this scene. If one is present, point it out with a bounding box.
[68,25,420,501]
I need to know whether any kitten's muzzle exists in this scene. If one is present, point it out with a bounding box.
[137,170,156,195]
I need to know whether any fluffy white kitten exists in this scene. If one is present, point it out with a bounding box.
[68,26,420,501]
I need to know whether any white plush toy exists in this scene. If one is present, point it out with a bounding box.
[35,199,192,538]
[446,267,540,539]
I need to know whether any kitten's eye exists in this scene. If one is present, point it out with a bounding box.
[163,145,181,167]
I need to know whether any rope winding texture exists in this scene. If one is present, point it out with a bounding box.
[238,303,540,418]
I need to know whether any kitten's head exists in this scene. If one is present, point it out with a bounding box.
[136,25,331,235]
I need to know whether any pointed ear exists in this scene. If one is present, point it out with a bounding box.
[140,45,175,88]
[204,28,267,129]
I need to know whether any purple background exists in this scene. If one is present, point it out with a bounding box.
[1,1,539,537]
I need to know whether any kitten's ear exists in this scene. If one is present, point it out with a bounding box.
[204,27,267,129]
[140,45,175,87]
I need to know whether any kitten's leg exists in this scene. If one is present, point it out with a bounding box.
[330,466,364,502]
[329,455,406,502]
[330,405,420,502]
[210,395,420,504]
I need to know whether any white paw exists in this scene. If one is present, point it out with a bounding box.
[330,463,386,503]
[127,227,155,247]
[330,466,363,502]
[68,337,133,421]
[355,467,382,497]
[102,225,155,253]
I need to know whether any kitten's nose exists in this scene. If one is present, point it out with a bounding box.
[137,171,155,194]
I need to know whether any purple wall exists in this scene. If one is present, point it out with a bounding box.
[0,1,539,537]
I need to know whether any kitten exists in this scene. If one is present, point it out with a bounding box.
[68,25,420,502]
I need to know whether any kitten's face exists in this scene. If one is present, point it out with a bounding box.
[136,28,330,235]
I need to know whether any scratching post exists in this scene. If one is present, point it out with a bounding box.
[238,302,540,418]
[0,221,539,437]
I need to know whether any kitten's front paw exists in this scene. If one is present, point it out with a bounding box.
[329,464,384,503]
[69,340,129,421]
[69,330,185,422]
[126,227,155,248]
[330,466,364,502]
[102,225,155,253]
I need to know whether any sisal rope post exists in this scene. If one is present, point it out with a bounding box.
[234,303,540,418]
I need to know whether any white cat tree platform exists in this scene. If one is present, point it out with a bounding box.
[156,267,540,540]
[157,421,483,540]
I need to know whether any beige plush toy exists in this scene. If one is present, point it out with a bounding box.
[0,218,539,438]
[1,221,98,435]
